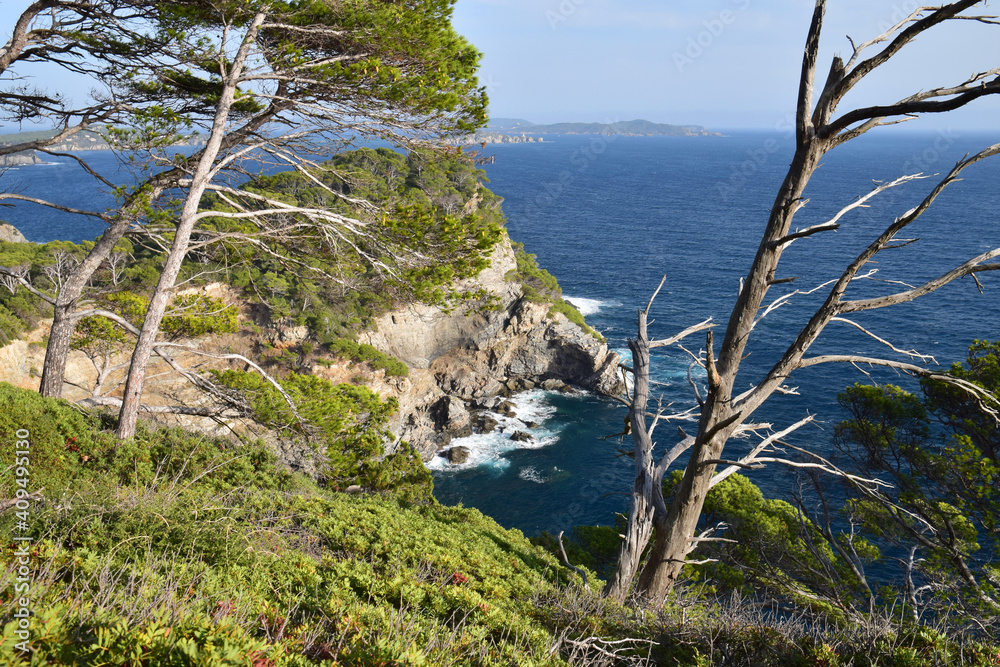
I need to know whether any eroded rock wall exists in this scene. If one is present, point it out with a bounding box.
[358,235,622,459]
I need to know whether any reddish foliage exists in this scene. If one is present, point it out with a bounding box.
[249,652,275,667]
[258,611,287,639]
[307,642,336,660]
[214,599,236,617]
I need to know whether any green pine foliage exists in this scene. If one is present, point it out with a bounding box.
[325,337,409,377]
[682,473,878,613]
[209,369,428,499]
[0,240,89,345]
[834,343,1000,614]
[161,294,239,338]
[231,146,506,333]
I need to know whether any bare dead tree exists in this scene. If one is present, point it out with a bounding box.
[0,263,29,294]
[41,251,78,292]
[105,251,128,287]
[608,0,1000,605]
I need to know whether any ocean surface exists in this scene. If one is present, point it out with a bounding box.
[5,131,999,537]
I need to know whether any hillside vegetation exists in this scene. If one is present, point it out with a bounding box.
[2,383,998,665]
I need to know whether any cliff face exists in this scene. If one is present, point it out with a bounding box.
[354,235,622,459]
[0,152,42,167]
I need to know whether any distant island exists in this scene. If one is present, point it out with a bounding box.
[487,118,721,137]
[0,128,205,157]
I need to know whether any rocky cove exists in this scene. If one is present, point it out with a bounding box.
[355,236,623,460]
[0,231,622,474]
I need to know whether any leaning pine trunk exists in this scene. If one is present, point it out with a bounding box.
[39,216,136,397]
[115,12,266,440]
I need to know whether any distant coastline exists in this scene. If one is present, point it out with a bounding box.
[446,131,545,146]
[487,117,721,138]
[0,128,205,161]
[449,118,721,146]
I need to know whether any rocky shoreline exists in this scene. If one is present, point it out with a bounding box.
[445,131,544,146]
[0,151,43,167]
[350,235,622,461]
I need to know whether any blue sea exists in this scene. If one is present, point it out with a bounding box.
[5,131,999,537]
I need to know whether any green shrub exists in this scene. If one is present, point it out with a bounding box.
[0,382,290,501]
[162,294,239,337]
[548,300,605,342]
[326,337,409,377]
[210,370,427,498]
[506,240,561,302]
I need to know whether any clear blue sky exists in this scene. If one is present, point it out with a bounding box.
[1,1,997,132]
[453,0,1000,131]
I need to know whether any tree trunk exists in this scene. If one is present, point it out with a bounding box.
[605,308,656,602]
[634,428,726,603]
[116,12,266,440]
[39,215,135,397]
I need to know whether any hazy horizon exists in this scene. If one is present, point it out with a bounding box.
[454,0,1000,133]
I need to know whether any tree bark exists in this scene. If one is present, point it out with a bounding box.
[39,215,134,397]
[604,307,656,602]
[116,12,266,440]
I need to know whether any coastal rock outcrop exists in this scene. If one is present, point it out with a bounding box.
[0,152,42,167]
[0,237,620,467]
[359,236,623,459]
[0,223,28,243]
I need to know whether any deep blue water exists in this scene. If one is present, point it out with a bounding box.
[430,130,1000,536]
[5,133,999,537]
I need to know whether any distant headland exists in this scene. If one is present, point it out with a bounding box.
[487,118,721,137]
[0,128,205,156]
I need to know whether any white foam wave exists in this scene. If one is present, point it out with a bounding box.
[518,466,546,484]
[563,296,610,317]
[428,389,565,472]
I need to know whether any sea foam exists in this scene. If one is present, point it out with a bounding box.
[563,296,608,316]
[428,389,564,473]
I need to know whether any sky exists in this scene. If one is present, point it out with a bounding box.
[0,1,997,133]
[452,0,1000,131]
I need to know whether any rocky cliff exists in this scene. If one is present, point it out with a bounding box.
[327,234,623,459]
[0,152,42,167]
[0,234,621,466]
